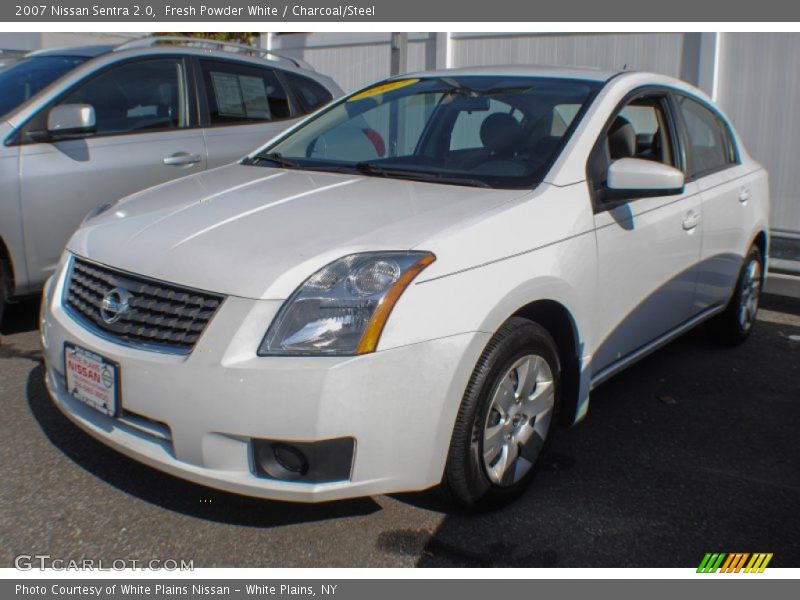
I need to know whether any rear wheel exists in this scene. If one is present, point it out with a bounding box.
[707,245,763,345]
[442,317,560,509]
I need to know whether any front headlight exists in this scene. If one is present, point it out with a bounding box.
[259,251,435,356]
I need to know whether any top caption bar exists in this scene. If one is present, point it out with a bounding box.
[3,0,800,22]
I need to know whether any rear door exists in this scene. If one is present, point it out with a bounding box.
[17,56,206,286]
[197,59,301,167]
[673,93,757,311]
[590,90,703,374]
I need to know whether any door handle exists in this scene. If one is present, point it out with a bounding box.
[739,188,751,203]
[682,210,700,231]
[163,152,202,166]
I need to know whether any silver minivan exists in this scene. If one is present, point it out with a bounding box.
[0,37,342,324]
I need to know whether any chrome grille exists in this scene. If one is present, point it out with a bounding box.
[64,257,224,354]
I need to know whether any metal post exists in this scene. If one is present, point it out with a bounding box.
[390,32,408,76]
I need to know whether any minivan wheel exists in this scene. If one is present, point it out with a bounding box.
[707,245,763,345]
[0,259,6,327]
[442,317,561,509]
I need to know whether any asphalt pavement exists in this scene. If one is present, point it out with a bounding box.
[1,294,798,568]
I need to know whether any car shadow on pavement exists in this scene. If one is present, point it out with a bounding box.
[25,364,381,527]
[0,297,40,336]
[388,295,800,567]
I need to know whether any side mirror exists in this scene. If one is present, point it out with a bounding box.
[47,104,96,137]
[605,158,684,201]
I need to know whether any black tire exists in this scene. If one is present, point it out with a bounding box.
[442,317,561,509]
[706,245,763,346]
[0,258,5,328]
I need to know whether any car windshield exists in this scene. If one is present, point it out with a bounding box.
[248,75,601,189]
[0,55,88,118]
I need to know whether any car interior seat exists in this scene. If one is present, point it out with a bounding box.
[607,116,637,160]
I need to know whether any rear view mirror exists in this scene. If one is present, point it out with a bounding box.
[449,95,491,112]
[47,104,96,137]
[605,158,684,201]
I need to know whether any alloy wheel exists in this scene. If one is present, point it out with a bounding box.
[481,354,555,486]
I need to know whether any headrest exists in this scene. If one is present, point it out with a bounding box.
[480,112,523,154]
[607,116,636,160]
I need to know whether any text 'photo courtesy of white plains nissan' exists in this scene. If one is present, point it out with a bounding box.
[39,66,768,508]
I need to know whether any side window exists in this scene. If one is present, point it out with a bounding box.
[676,95,737,178]
[59,58,189,136]
[201,60,291,125]
[449,99,522,151]
[283,71,333,113]
[588,95,675,193]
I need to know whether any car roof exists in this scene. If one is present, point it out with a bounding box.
[23,37,317,73]
[405,64,621,83]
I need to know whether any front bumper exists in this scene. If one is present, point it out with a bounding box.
[40,265,488,502]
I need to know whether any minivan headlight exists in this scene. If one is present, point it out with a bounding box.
[259,251,435,356]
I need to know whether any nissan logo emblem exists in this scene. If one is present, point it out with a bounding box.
[100,287,132,324]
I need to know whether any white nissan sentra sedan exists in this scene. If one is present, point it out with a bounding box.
[41,67,769,507]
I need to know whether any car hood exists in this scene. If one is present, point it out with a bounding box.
[68,164,527,299]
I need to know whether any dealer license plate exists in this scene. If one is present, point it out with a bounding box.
[64,343,120,417]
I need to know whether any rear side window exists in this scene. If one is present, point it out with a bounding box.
[201,60,291,125]
[676,95,738,178]
[283,71,333,113]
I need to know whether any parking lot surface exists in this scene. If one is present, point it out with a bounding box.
[1,295,798,568]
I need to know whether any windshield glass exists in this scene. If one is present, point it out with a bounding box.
[0,55,88,118]
[249,75,601,188]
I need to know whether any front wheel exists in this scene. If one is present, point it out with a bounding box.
[707,245,763,345]
[442,317,560,509]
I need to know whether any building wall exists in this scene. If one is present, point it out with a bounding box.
[716,33,800,234]
[0,32,138,52]
[450,32,692,79]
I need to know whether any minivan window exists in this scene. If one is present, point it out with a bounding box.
[0,55,88,118]
[677,94,738,178]
[251,76,600,189]
[283,71,333,112]
[201,60,291,125]
[58,58,189,135]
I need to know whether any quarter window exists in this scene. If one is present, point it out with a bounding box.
[283,71,333,113]
[676,95,737,178]
[59,58,189,135]
[201,60,291,125]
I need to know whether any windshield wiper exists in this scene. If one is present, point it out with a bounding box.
[355,162,491,188]
[247,152,301,168]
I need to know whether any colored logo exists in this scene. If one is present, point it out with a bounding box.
[697,553,773,573]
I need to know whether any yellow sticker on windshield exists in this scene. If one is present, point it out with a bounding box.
[347,79,420,102]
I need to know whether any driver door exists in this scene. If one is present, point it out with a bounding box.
[590,92,702,375]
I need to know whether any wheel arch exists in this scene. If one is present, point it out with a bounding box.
[510,299,583,427]
[0,235,14,299]
[749,229,768,289]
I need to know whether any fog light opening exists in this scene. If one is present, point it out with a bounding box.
[252,437,355,483]
[255,442,309,481]
[273,443,309,475]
